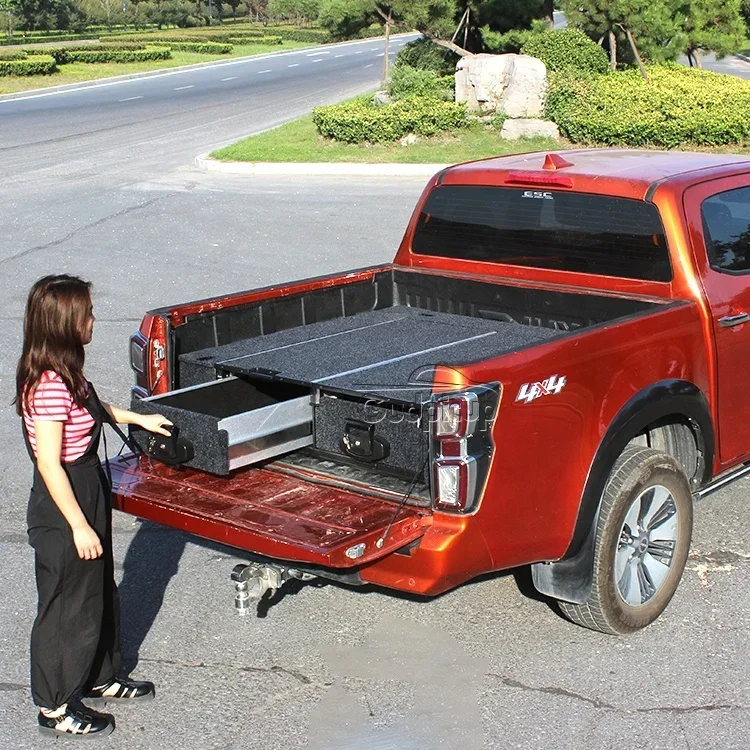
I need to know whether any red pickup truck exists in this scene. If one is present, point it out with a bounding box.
[111,149,750,635]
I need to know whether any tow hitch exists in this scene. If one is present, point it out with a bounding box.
[231,563,315,615]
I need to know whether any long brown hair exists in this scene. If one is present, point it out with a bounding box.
[15,275,93,416]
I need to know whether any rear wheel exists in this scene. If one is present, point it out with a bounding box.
[559,446,693,635]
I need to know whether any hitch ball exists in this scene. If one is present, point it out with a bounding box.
[231,563,285,615]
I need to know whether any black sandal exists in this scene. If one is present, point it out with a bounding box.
[85,677,155,706]
[38,703,114,739]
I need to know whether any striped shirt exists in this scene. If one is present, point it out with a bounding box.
[23,371,95,463]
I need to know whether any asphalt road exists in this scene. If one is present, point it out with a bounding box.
[0,32,749,750]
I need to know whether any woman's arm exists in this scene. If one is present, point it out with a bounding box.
[35,420,103,560]
[101,402,172,436]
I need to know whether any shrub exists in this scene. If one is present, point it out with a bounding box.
[228,36,283,46]
[271,27,331,43]
[388,65,454,101]
[546,65,750,147]
[521,29,609,74]
[163,41,233,54]
[394,37,458,77]
[0,54,57,76]
[0,51,28,61]
[312,96,467,143]
[481,19,549,54]
[3,33,99,45]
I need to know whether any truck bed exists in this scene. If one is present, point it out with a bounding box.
[180,307,559,403]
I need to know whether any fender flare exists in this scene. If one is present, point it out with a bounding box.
[531,379,714,604]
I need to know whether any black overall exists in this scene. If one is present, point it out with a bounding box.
[24,385,121,710]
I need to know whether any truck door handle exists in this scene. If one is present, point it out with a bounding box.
[719,313,750,328]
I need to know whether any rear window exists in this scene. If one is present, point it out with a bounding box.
[412,186,672,282]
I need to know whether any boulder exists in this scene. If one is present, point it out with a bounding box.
[455,53,547,118]
[500,118,560,140]
[373,90,392,106]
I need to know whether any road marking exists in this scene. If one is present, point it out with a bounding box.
[376,53,385,57]
[311,59,323,63]
[257,69,272,74]
[174,85,194,90]
[355,51,364,54]
[364,63,375,68]
[287,63,299,67]
[119,96,143,102]
[221,76,237,81]
[307,51,330,56]
[335,54,345,58]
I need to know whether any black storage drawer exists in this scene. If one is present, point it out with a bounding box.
[130,376,313,475]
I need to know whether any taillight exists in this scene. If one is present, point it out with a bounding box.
[430,386,499,514]
[434,393,478,439]
[433,456,478,511]
[129,315,168,396]
[130,332,147,375]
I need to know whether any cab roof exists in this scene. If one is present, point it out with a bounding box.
[440,149,750,200]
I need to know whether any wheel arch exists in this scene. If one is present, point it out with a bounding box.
[531,379,713,604]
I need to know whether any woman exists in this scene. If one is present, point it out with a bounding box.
[15,275,172,739]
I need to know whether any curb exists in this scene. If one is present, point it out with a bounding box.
[734,52,750,64]
[195,154,449,177]
[0,33,416,102]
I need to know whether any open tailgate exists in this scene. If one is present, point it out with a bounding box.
[109,456,429,568]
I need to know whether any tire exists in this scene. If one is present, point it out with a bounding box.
[559,446,693,635]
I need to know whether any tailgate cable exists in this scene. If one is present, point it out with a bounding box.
[376,453,430,549]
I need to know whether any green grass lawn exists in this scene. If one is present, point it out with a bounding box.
[211,115,564,164]
[0,42,310,95]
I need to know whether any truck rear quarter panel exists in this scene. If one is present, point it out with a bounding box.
[456,299,708,571]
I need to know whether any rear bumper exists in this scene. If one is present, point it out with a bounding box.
[110,455,495,596]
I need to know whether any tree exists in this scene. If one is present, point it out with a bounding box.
[560,0,679,76]
[268,0,319,25]
[318,0,455,82]
[15,0,84,29]
[0,0,19,40]
[673,0,746,68]
[224,0,241,20]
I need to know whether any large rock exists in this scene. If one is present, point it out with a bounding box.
[455,53,547,118]
[500,118,560,141]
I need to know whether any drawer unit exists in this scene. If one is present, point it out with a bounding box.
[130,376,313,475]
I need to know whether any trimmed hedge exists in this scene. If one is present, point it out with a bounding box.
[25,45,172,64]
[521,29,609,75]
[312,96,467,144]
[272,27,330,43]
[0,54,56,76]
[0,51,28,61]
[163,41,233,54]
[546,66,750,147]
[389,65,454,101]
[228,35,283,45]
[3,33,99,45]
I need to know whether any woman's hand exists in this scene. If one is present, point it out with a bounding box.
[136,413,173,436]
[72,524,103,560]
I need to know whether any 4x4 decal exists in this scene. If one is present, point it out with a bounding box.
[516,375,567,404]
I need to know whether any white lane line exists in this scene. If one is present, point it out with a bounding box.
[119,96,143,102]
[257,69,272,74]
[335,54,345,58]
[307,51,330,56]
[311,58,323,63]
[174,85,194,90]
[221,76,237,81]
[376,53,385,57]
[355,51,364,54]
[287,63,299,67]
[364,63,375,68]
